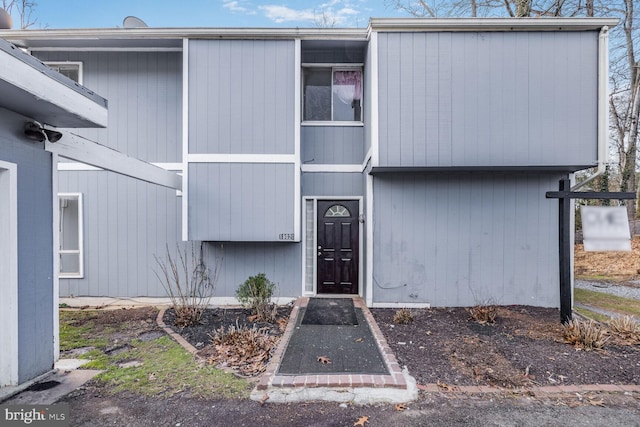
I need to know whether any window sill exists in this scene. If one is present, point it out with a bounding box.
[60,274,84,279]
[301,121,364,127]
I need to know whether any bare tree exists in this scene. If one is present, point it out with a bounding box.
[2,0,38,29]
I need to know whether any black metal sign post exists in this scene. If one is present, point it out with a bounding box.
[546,178,636,324]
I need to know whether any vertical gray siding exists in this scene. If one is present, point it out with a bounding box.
[34,51,182,163]
[302,172,363,196]
[377,31,599,168]
[301,126,364,164]
[188,39,295,154]
[189,163,295,241]
[57,170,181,297]
[205,242,301,298]
[372,172,561,307]
[0,110,54,382]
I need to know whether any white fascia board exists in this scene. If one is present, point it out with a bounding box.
[368,18,619,32]
[0,49,107,128]
[0,27,368,46]
[47,133,182,190]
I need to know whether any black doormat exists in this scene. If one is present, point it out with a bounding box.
[301,298,358,326]
[278,308,389,375]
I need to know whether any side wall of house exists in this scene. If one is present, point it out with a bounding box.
[57,170,181,297]
[0,109,54,382]
[372,172,562,307]
[377,31,599,168]
[35,51,182,162]
[188,39,296,242]
[32,51,184,297]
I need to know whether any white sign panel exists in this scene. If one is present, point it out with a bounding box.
[581,206,631,252]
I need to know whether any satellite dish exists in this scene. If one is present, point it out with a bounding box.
[123,16,148,28]
[0,8,12,29]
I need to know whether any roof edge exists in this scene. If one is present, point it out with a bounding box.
[368,17,619,32]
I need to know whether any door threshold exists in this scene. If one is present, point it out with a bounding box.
[313,294,360,299]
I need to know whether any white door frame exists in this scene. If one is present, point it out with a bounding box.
[0,160,19,386]
[302,196,364,298]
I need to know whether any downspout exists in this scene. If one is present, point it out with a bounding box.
[572,25,609,191]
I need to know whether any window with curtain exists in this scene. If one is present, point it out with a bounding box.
[303,67,362,122]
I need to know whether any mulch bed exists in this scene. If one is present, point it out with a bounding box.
[371,306,640,388]
[164,305,640,388]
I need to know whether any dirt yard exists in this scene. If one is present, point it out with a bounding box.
[54,306,640,426]
[575,236,640,280]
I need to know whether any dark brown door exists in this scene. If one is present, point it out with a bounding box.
[317,200,359,294]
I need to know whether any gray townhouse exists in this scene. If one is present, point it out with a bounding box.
[1,18,616,313]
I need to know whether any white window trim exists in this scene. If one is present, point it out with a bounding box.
[43,61,83,85]
[302,66,363,124]
[301,196,364,298]
[58,192,84,279]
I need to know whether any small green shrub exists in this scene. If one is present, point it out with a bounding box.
[236,273,277,322]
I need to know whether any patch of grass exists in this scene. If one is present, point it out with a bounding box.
[59,311,109,351]
[574,306,611,323]
[574,288,640,318]
[59,309,249,399]
[94,336,249,398]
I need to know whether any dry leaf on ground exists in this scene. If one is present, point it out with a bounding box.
[317,356,332,364]
[395,404,407,411]
[354,416,369,426]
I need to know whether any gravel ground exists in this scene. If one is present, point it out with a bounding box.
[575,279,640,300]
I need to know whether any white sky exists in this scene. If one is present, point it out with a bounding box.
[18,0,404,29]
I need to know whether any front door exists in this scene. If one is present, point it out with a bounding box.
[317,200,359,294]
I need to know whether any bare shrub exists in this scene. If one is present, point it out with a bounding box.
[393,308,414,324]
[563,319,609,350]
[468,304,498,325]
[609,316,640,343]
[206,323,279,376]
[154,243,222,327]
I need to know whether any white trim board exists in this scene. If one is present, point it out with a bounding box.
[294,39,302,242]
[46,133,182,190]
[187,154,296,164]
[0,161,18,387]
[301,164,362,173]
[51,154,60,362]
[58,162,183,172]
[181,37,190,241]
[370,302,431,309]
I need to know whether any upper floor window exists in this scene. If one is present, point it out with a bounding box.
[303,67,362,123]
[45,62,83,85]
